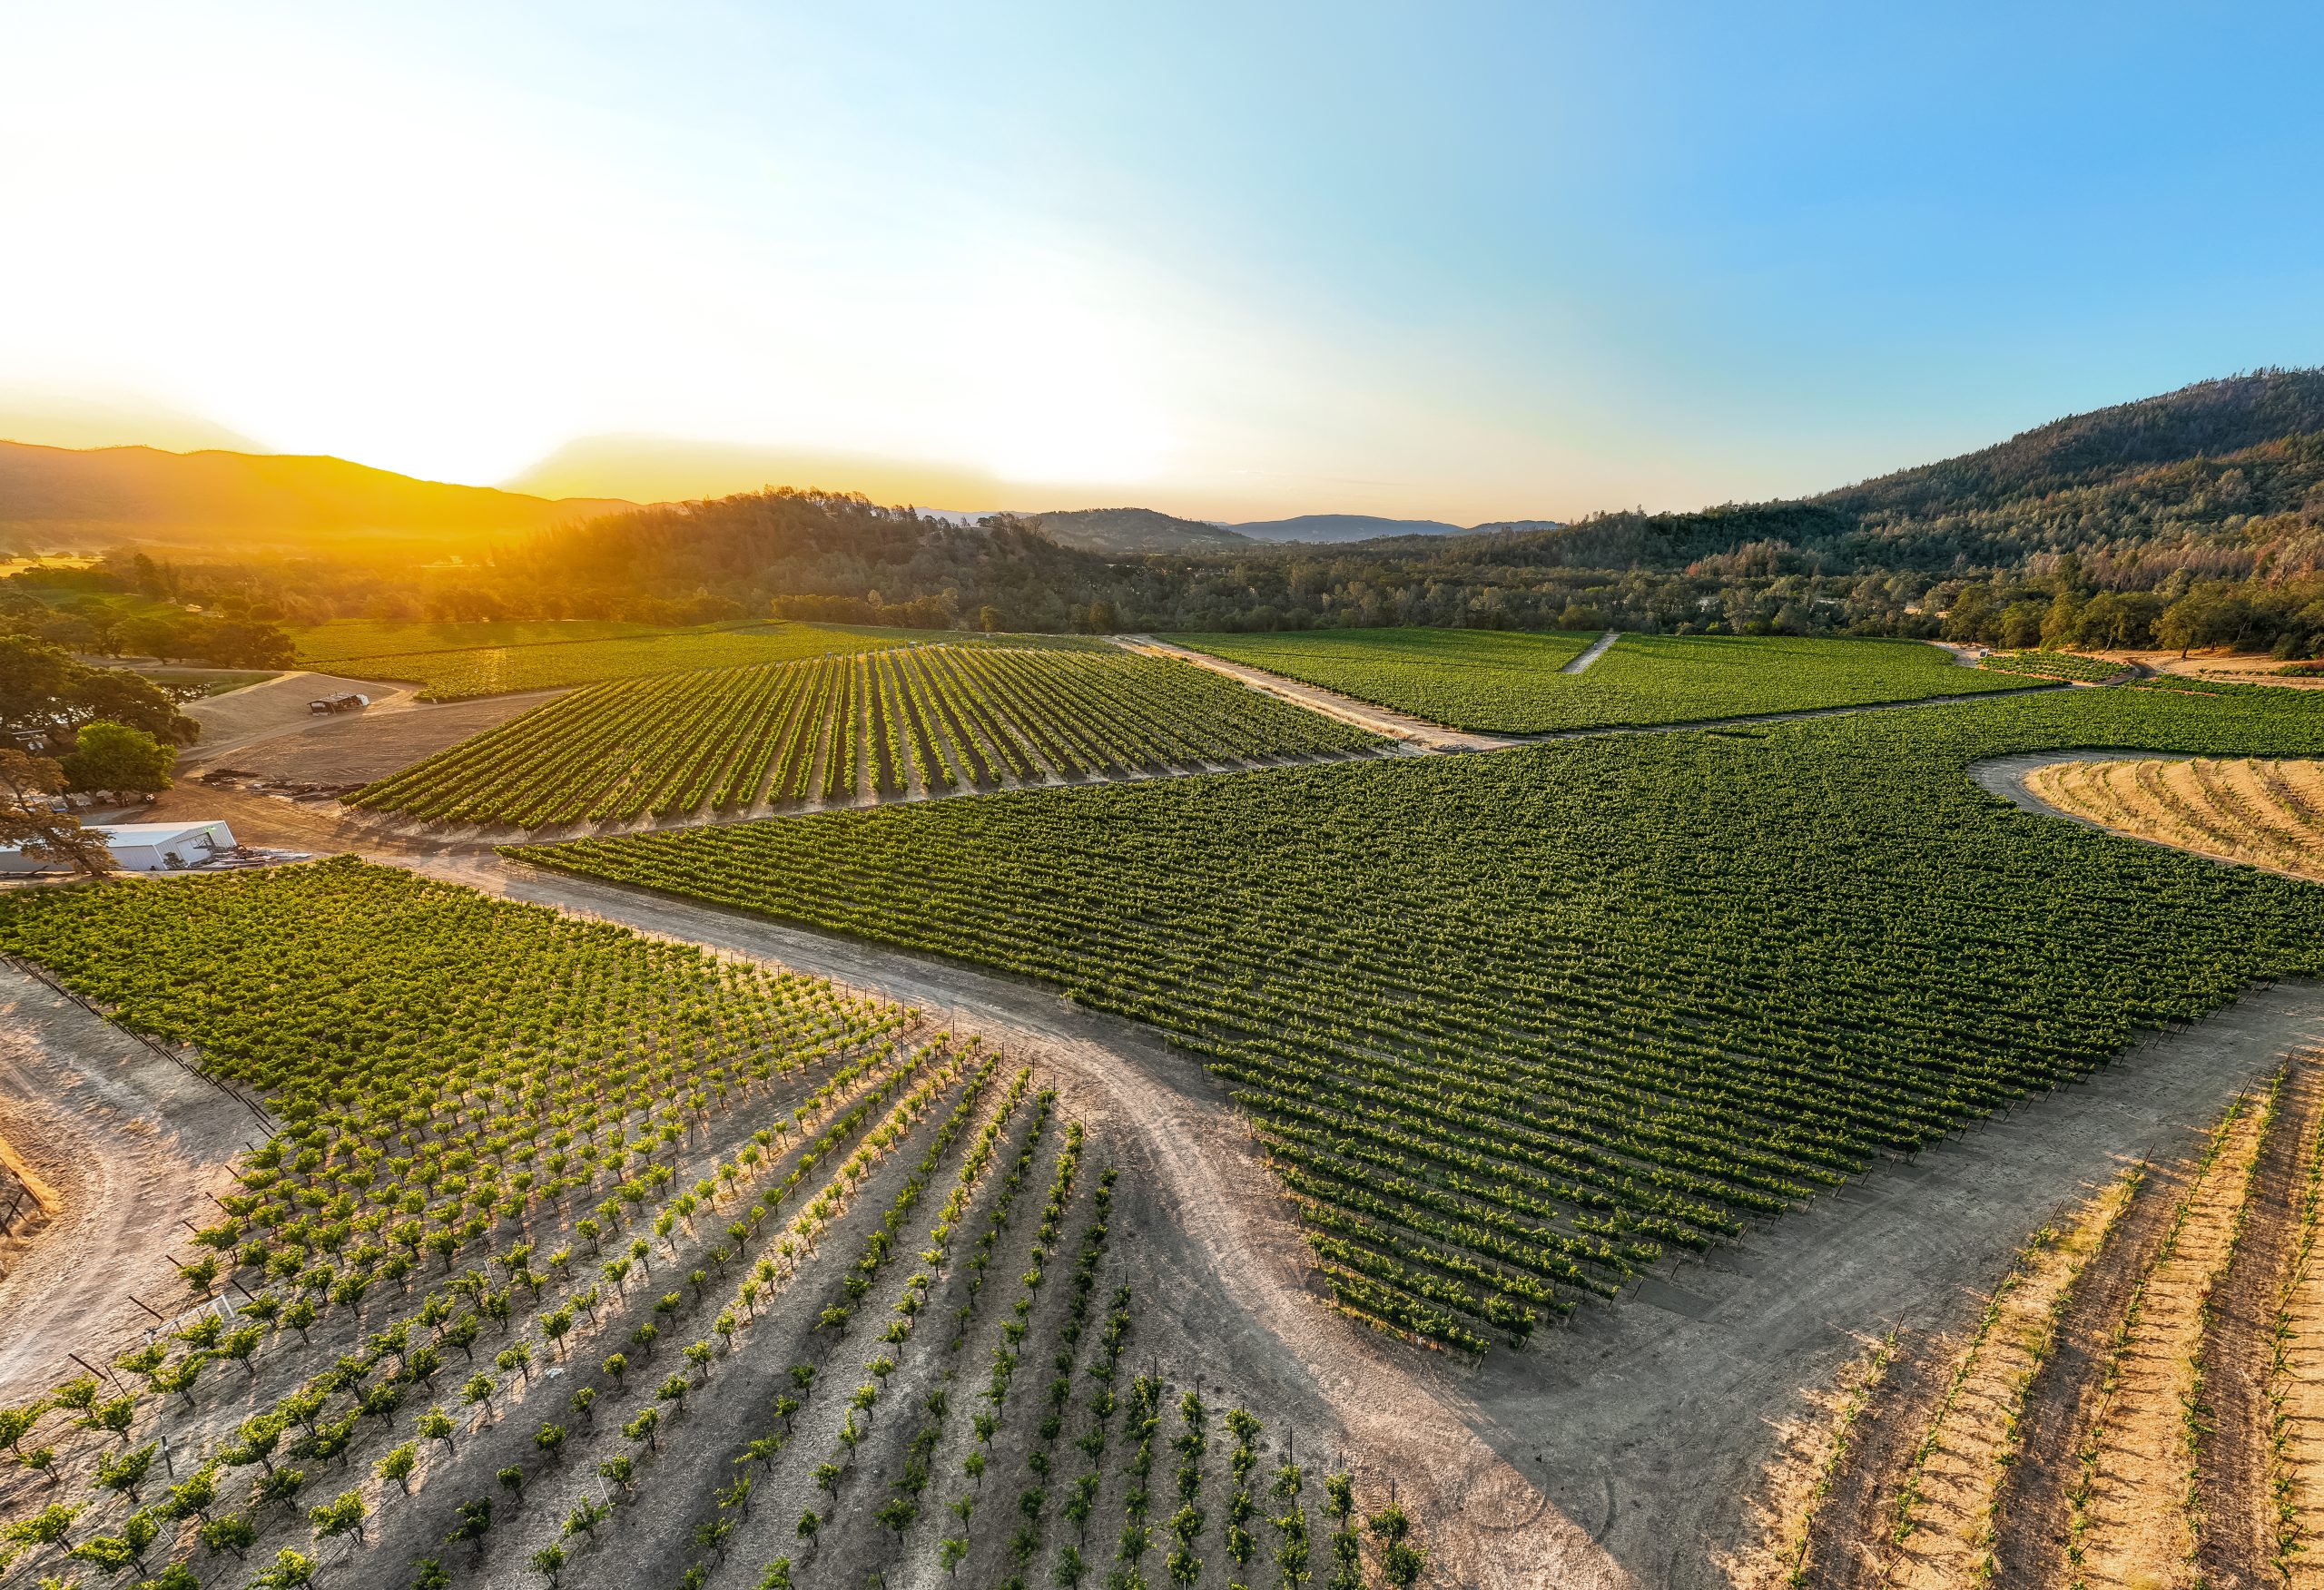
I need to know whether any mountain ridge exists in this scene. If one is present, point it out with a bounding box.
[0,439,638,554]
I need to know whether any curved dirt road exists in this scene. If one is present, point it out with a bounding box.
[0,968,260,1401]
[411,848,1614,1587]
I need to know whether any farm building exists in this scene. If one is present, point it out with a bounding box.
[0,819,236,875]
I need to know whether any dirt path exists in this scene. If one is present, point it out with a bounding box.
[1562,630,1622,673]
[1112,634,1524,751]
[0,967,261,1402]
[406,849,1611,1587]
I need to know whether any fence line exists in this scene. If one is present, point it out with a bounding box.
[2,952,277,1131]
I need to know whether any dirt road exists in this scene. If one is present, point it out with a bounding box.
[1561,630,1621,673]
[1113,634,1525,751]
[0,967,261,1402]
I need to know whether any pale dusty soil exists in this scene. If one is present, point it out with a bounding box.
[2197,1061,2324,1590]
[2075,1097,2270,1590]
[182,670,419,752]
[2287,1173,2324,1590]
[2087,648,2324,689]
[182,671,567,780]
[1796,1334,1952,1590]
[199,693,569,784]
[1724,1330,1897,1590]
[1884,1173,2138,1589]
[1989,1152,2193,1585]
[0,967,260,1401]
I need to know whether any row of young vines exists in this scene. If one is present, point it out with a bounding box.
[0,861,1425,1588]
[349,645,1385,830]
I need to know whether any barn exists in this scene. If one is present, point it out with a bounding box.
[0,820,237,875]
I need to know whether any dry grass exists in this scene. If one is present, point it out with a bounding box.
[1883,1173,2141,1588]
[2071,1097,2269,1590]
[2027,758,2324,884]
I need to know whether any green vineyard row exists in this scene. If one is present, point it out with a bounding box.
[350,645,1386,829]
[1170,629,2042,733]
[514,687,2324,1351]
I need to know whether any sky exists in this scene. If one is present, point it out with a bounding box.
[5,1,2322,523]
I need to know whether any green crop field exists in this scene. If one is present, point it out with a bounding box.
[295,622,931,701]
[288,619,701,664]
[351,645,1384,828]
[1171,628,2042,732]
[516,688,2324,1352]
[1980,649,2126,682]
[0,862,1397,1590]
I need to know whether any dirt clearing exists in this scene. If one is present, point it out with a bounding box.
[0,966,260,1402]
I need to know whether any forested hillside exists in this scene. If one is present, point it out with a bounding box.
[12,371,2324,653]
[0,440,635,554]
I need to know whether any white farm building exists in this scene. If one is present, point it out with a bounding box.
[0,820,236,875]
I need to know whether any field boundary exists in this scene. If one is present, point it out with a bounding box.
[1561,630,1621,673]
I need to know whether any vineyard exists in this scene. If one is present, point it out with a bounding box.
[1980,649,2128,682]
[292,622,1100,702]
[288,622,721,666]
[515,686,2324,1355]
[0,862,1423,1590]
[1750,1059,2324,1589]
[348,645,1386,830]
[1170,629,2040,733]
[2029,755,2324,884]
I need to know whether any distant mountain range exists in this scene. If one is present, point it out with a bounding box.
[0,440,635,555]
[1228,513,1469,543]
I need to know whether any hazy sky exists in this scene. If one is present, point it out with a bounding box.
[5,2,2321,521]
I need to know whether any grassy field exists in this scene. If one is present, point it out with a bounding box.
[1170,628,2041,731]
[286,619,698,663]
[352,645,1383,828]
[292,620,1108,700]
[517,686,2324,1351]
[136,667,281,700]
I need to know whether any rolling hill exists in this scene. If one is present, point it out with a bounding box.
[1229,512,1469,542]
[1419,368,2324,577]
[0,440,638,555]
[1020,506,1257,554]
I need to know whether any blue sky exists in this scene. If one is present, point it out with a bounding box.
[3,1,2319,520]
